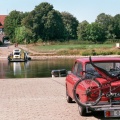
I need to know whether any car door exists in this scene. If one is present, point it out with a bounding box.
[66,61,83,98]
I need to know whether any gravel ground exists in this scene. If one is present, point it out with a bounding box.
[0,77,114,120]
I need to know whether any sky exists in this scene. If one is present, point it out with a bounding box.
[0,0,120,23]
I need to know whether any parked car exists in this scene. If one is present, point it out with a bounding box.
[65,56,120,117]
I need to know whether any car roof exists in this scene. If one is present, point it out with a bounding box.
[76,56,120,64]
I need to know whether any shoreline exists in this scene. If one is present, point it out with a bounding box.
[0,55,82,60]
[0,44,120,60]
[1,55,120,61]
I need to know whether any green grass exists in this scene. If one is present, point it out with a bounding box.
[27,43,118,56]
[29,44,113,52]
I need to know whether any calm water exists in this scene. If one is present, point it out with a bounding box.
[0,58,75,78]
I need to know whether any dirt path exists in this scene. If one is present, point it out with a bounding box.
[0,44,15,58]
[0,43,39,59]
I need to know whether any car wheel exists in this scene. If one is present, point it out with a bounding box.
[78,105,87,116]
[66,88,73,103]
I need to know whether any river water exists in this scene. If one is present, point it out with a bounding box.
[0,58,75,78]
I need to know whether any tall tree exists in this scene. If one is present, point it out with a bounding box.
[43,10,64,40]
[33,2,54,41]
[61,12,79,40]
[113,14,120,39]
[4,10,24,42]
[86,22,105,43]
[95,13,115,39]
[15,26,32,44]
[77,20,89,40]
[22,2,64,42]
[21,10,36,42]
[27,2,65,42]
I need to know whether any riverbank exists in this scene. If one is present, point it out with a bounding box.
[0,44,82,60]
[0,43,120,60]
[19,45,83,60]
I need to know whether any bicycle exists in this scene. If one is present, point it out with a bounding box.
[73,56,120,107]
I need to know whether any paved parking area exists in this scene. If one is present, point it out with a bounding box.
[0,77,118,120]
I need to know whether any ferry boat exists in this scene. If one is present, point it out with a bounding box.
[8,49,31,62]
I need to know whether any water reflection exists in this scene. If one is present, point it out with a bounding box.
[0,58,75,78]
[9,62,30,76]
[8,61,29,78]
[13,62,21,75]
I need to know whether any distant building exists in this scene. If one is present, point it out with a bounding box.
[0,15,7,33]
[0,15,8,42]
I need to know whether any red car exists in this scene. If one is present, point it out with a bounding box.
[66,56,120,117]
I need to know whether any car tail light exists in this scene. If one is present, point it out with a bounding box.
[105,111,111,117]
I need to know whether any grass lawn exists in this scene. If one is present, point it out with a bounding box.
[27,43,119,56]
[29,44,113,51]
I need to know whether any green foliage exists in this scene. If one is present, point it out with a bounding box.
[4,10,26,42]
[85,22,106,42]
[95,13,115,40]
[15,26,25,43]
[14,26,32,44]
[61,12,79,40]
[3,2,120,44]
[33,2,53,40]
[43,10,64,40]
[77,20,89,40]
[113,14,120,39]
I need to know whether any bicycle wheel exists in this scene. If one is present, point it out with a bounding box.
[73,78,102,107]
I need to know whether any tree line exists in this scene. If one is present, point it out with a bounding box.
[4,2,120,44]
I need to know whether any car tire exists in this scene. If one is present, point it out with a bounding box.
[66,88,73,103]
[78,105,87,116]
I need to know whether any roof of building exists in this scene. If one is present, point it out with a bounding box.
[0,15,7,28]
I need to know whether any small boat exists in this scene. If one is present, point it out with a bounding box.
[8,49,31,62]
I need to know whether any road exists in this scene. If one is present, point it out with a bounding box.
[0,77,117,120]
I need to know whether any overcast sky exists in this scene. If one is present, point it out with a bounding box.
[0,0,120,23]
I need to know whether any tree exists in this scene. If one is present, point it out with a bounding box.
[86,22,105,43]
[77,20,89,40]
[95,13,115,39]
[4,10,25,42]
[43,10,64,40]
[33,2,54,41]
[61,12,79,40]
[23,2,62,42]
[21,11,35,30]
[21,10,36,42]
[22,2,64,42]
[4,2,80,43]
[14,26,32,44]
[113,14,120,39]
